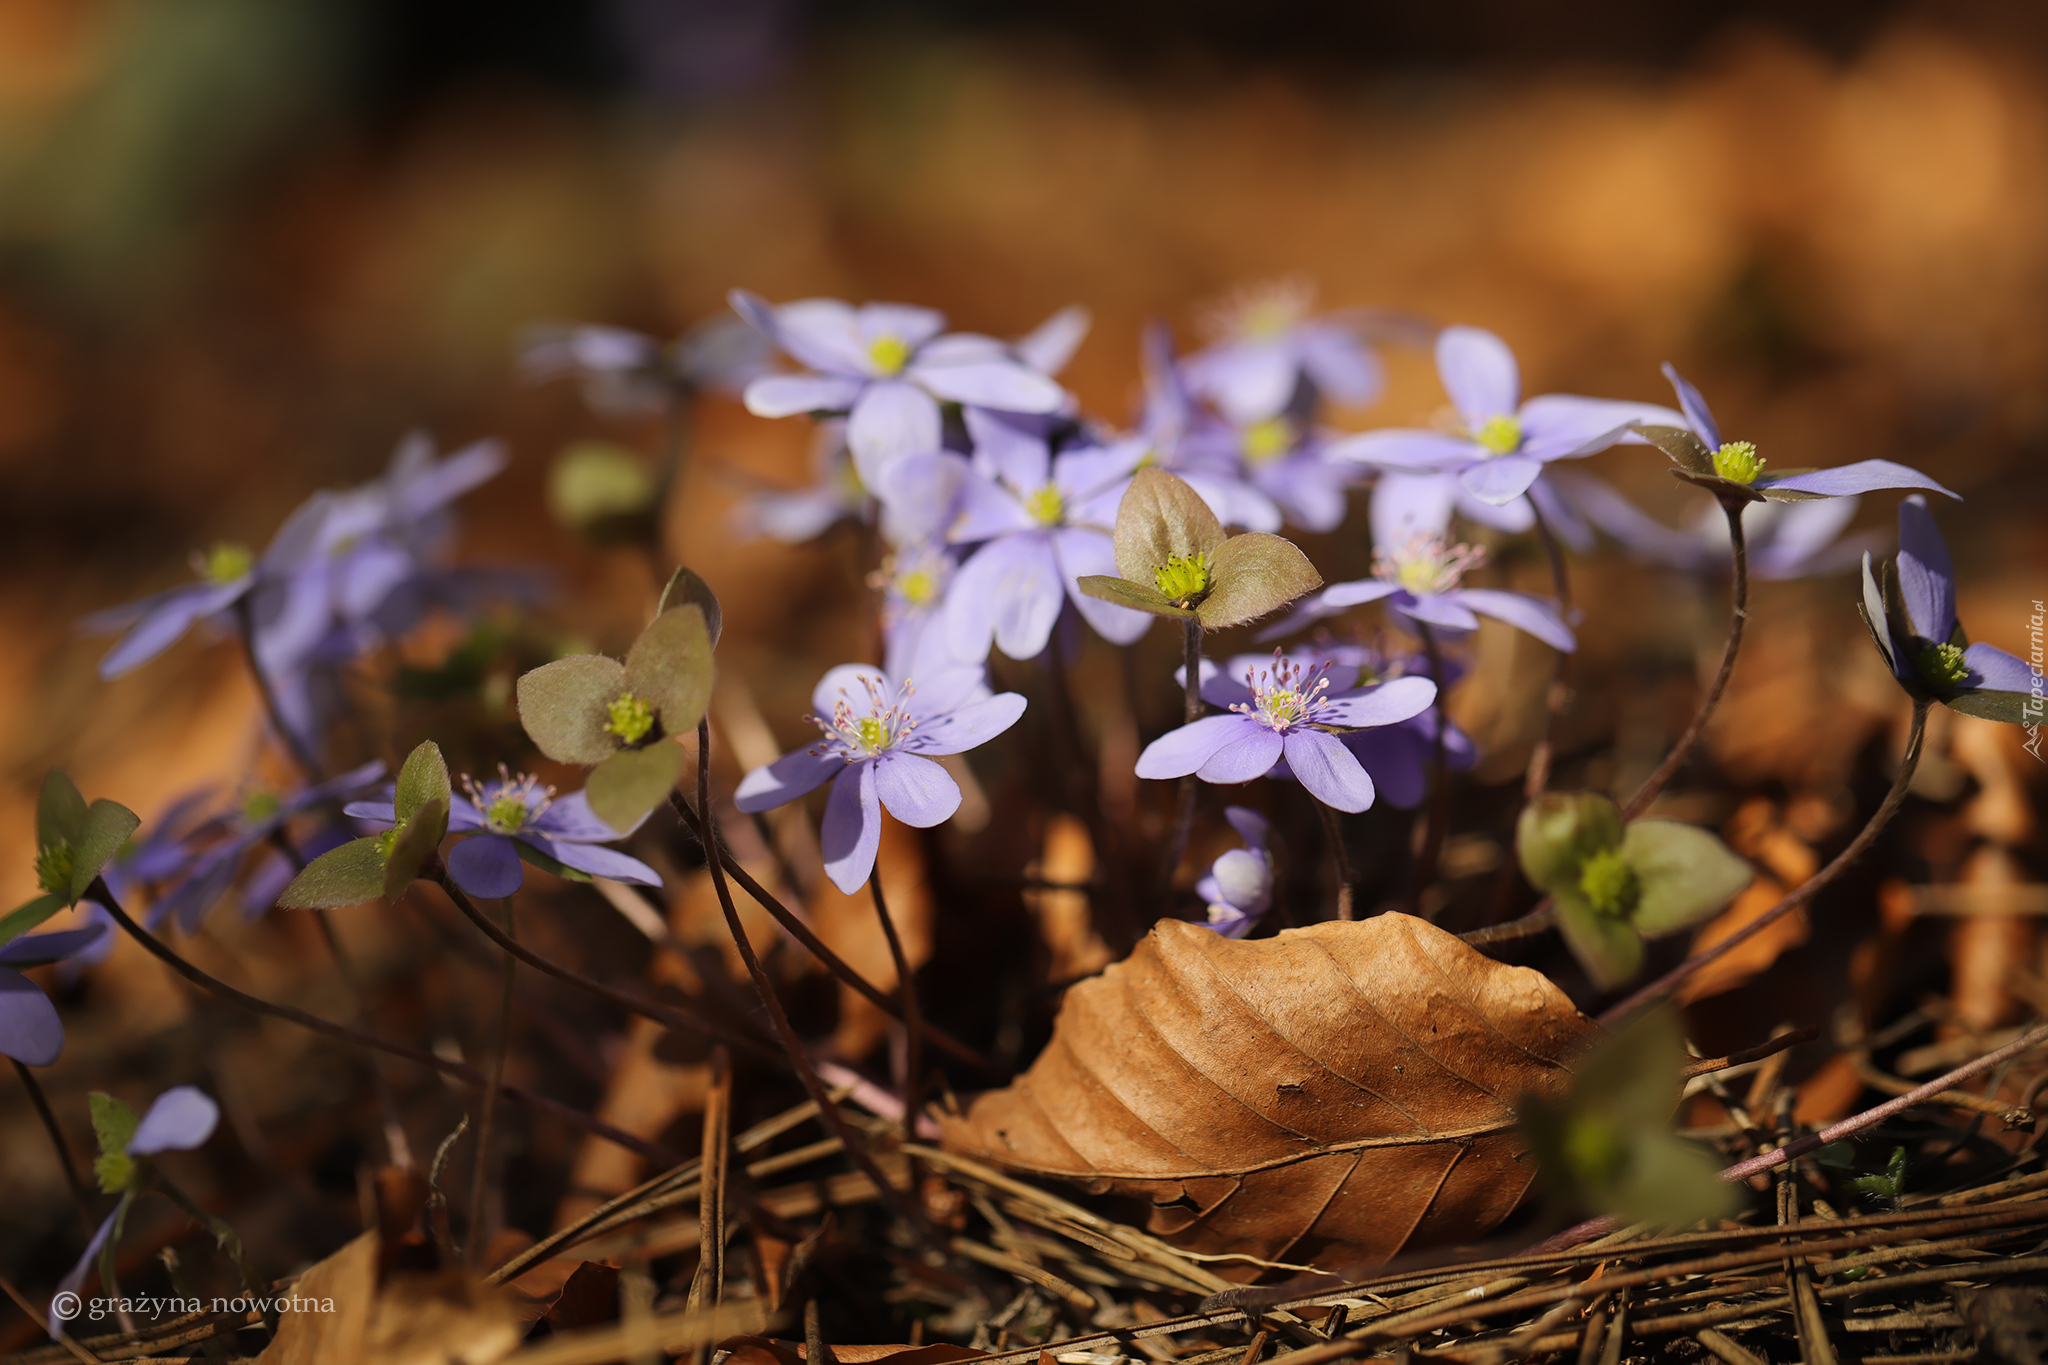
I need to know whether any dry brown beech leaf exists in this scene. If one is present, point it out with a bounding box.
[719,1337,987,1365]
[939,915,1595,1276]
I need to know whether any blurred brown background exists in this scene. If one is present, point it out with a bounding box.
[3,0,2048,1300]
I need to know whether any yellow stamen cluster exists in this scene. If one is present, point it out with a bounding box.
[1024,484,1065,527]
[1475,414,1522,456]
[1712,440,1765,484]
[867,334,912,376]
[1241,418,1293,466]
[1578,847,1641,919]
[1153,552,1212,606]
[34,841,74,896]
[197,542,254,584]
[604,691,657,745]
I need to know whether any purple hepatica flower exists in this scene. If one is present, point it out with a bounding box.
[520,315,772,417]
[733,421,870,545]
[0,924,109,1066]
[53,1086,219,1337]
[1213,642,1477,810]
[142,761,387,934]
[1198,414,1355,534]
[1126,324,1284,532]
[1860,495,2034,723]
[1265,531,1575,653]
[1655,364,1957,503]
[732,290,1069,474]
[1329,325,1682,508]
[1195,807,1273,939]
[735,650,1028,894]
[1552,469,1878,581]
[1138,650,1437,812]
[877,543,961,681]
[346,769,660,900]
[941,409,1151,661]
[82,492,332,683]
[1181,279,1384,425]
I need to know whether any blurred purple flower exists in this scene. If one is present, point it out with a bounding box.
[1265,468,1573,649]
[1125,323,1283,531]
[520,316,772,417]
[876,543,960,680]
[1329,326,1680,507]
[81,496,331,682]
[1138,650,1437,812]
[346,769,659,900]
[732,421,870,545]
[1195,807,1273,938]
[735,642,1027,893]
[732,291,1071,473]
[1182,280,1384,424]
[134,761,386,934]
[0,923,108,1067]
[941,409,1152,661]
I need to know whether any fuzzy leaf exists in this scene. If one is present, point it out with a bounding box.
[1074,574,1187,617]
[658,566,724,647]
[70,800,141,904]
[1623,819,1754,935]
[587,744,684,835]
[623,604,714,740]
[1635,424,1715,476]
[382,797,448,901]
[1198,533,1323,629]
[1944,688,2035,725]
[1520,1010,1737,1227]
[36,771,88,854]
[1553,890,1645,990]
[517,654,628,765]
[1112,467,1227,586]
[0,894,64,951]
[940,915,1596,1274]
[393,741,451,827]
[277,837,389,910]
[90,1091,141,1192]
[1516,791,1623,894]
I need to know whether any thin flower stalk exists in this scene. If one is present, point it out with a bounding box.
[869,872,924,1145]
[1622,496,1750,820]
[427,865,775,1062]
[87,877,679,1163]
[1600,697,1929,1024]
[12,1057,93,1227]
[466,897,517,1267]
[693,719,957,1264]
[666,790,1004,1077]
[1410,622,1451,906]
[1162,615,1204,892]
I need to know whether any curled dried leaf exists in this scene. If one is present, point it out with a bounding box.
[940,915,1594,1276]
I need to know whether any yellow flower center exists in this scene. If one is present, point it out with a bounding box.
[854,716,890,752]
[1242,418,1293,466]
[198,541,254,584]
[604,691,657,745]
[1025,484,1065,526]
[898,566,938,607]
[1153,552,1211,605]
[1712,440,1765,484]
[1475,414,1522,456]
[867,334,912,376]
[1915,640,1969,689]
[1562,1113,1628,1183]
[35,841,73,896]
[486,794,530,834]
[1578,847,1641,919]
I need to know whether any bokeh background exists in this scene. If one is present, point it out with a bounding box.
[4,0,2048,1330]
